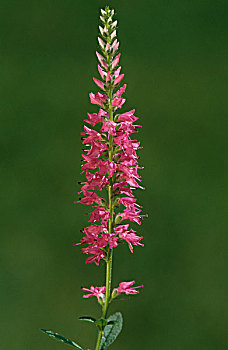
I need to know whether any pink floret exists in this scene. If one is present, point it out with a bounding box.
[116,281,143,295]
[82,286,106,300]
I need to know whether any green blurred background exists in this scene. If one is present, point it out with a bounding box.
[1,0,228,349]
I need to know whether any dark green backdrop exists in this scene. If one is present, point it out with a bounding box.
[1,1,227,349]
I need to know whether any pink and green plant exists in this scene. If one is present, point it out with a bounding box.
[41,6,146,350]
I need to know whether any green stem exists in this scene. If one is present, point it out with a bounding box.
[94,253,112,350]
[94,63,114,350]
[95,330,104,350]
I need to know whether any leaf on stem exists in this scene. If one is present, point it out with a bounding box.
[40,329,84,349]
[100,312,123,350]
[79,316,96,323]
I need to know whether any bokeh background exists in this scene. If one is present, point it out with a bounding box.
[1,0,228,349]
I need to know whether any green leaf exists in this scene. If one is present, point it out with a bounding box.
[100,312,123,350]
[79,316,96,323]
[41,329,83,349]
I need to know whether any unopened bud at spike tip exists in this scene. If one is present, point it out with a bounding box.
[111,30,117,40]
[104,26,109,35]
[112,20,118,28]
[111,39,117,49]
[113,41,119,53]
[98,37,105,49]
[99,26,104,36]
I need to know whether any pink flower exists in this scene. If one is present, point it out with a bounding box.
[119,121,142,135]
[98,233,118,249]
[89,92,108,107]
[88,206,110,225]
[81,155,101,171]
[116,281,143,295]
[98,160,118,177]
[118,197,136,207]
[112,97,125,108]
[82,286,106,300]
[118,207,142,225]
[82,245,106,265]
[119,229,144,253]
[84,112,103,126]
[75,225,104,246]
[81,125,102,142]
[77,190,102,205]
[101,120,117,136]
[117,109,138,122]
[113,182,134,197]
[114,224,143,252]
[80,171,109,192]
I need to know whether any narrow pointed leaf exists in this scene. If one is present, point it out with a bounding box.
[100,312,123,350]
[41,329,83,349]
[79,316,96,323]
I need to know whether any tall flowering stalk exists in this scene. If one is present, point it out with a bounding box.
[41,6,146,350]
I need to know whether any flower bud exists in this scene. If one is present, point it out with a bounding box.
[111,288,118,299]
[112,53,121,69]
[99,26,104,36]
[114,74,124,85]
[114,214,122,225]
[98,295,104,306]
[112,20,118,28]
[100,198,107,208]
[103,26,109,35]
[106,72,112,82]
[105,42,110,52]
[113,41,119,53]
[113,197,120,208]
[98,37,105,49]
[111,30,116,40]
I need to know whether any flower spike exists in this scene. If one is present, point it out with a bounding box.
[76,6,146,350]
